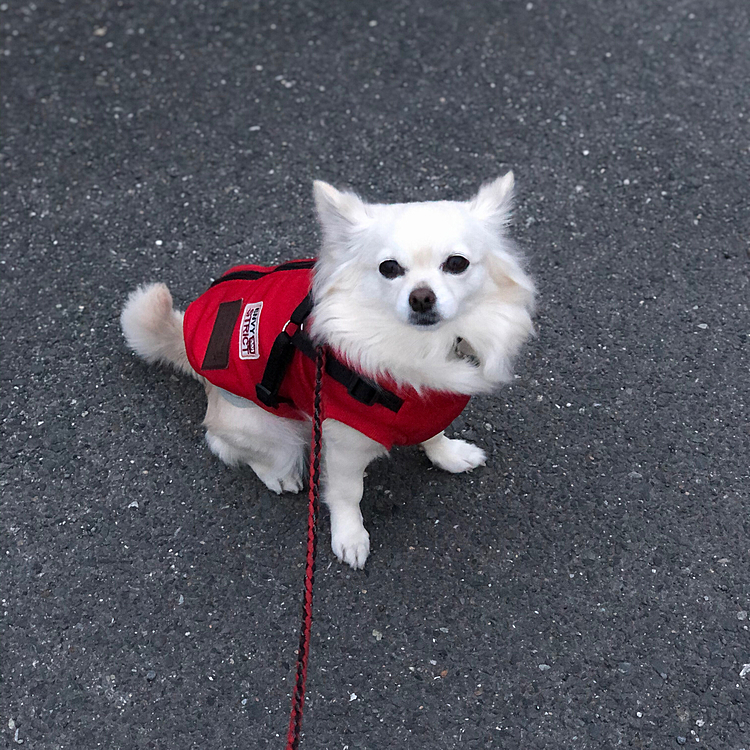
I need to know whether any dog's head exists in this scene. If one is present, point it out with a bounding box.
[310,176,535,392]
[312,174,531,329]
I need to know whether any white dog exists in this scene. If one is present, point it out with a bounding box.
[121,175,535,569]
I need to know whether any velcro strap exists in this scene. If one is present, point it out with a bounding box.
[201,299,243,370]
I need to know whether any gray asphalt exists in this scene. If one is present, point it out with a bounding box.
[2,1,749,748]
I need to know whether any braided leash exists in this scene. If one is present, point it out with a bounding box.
[285,346,325,750]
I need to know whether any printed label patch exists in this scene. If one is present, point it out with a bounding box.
[238,301,263,360]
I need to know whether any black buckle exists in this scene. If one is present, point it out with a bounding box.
[347,376,380,406]
[255,383,278,408]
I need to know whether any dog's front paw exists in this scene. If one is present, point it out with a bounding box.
[331,522,370,569]
[424,437,486,474]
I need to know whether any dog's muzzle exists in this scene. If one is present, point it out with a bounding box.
[408,286,440,326]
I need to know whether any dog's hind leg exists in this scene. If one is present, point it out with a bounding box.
[203,385,308,494]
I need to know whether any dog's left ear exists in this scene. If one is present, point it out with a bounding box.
[313,181,370,249]
[469,172,514,229]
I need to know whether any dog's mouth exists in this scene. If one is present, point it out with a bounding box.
[409,311,441,327]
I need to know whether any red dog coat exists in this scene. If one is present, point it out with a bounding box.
[183,260,470,449]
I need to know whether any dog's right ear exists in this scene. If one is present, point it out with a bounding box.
[313,181,370,248]
[469,172,514,231]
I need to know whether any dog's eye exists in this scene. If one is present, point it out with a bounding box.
[442,255,470,274]
[379,260,406,279]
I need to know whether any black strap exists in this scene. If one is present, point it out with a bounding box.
[210,260,316,287]
[290,293,314,326]
[324,354,403,412]
[255,330,296,408]
[255,295,314,408]
[290,327,403,413]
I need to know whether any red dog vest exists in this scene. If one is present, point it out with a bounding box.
[183,260,470,450]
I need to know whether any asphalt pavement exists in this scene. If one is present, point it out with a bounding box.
[2,0,749,748]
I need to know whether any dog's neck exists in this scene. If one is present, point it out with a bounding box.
[310,290,534,396]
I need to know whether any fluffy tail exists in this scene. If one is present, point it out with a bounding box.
[120,283,196,378]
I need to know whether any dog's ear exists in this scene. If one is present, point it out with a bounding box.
[313,181,370,248]
[469,172,514,229]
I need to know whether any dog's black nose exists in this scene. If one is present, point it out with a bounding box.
[409,286,436,313]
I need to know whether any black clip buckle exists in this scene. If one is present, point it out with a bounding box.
[347,376,380,406]
[255,383,279,409]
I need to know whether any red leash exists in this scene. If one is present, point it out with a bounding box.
[285,346,325,750]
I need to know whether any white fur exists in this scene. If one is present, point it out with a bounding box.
[121,176,535,569]
[421,432,487,473]
[121,283,196,379]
